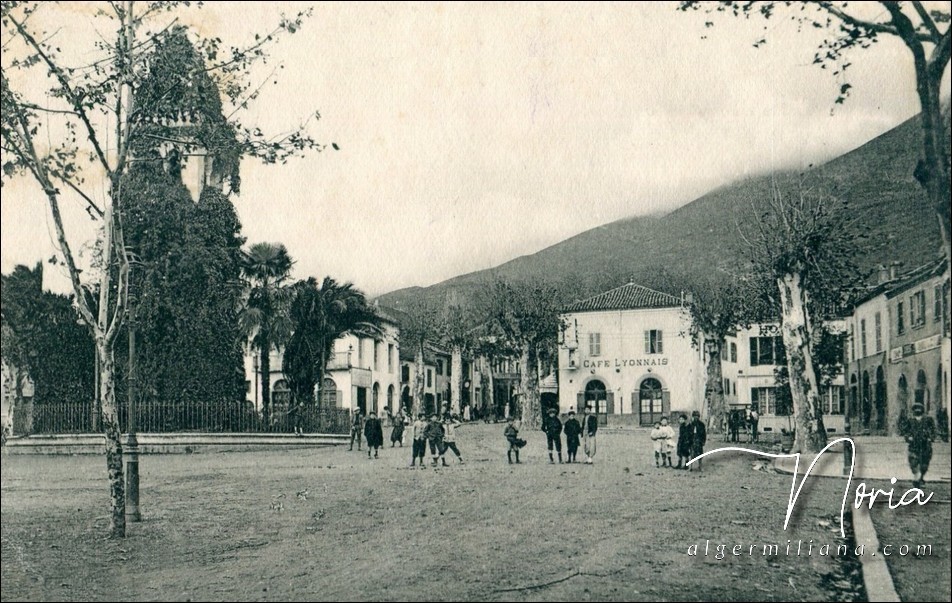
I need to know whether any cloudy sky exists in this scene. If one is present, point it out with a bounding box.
[1,2,942,297]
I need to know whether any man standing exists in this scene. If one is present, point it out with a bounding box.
[905,402,937,488]
[364,410,384,459]
[348,407,365,451]
[688,410,707,471]
[748,407,759,443]
[583,404,598,465]
[542,408,563,464]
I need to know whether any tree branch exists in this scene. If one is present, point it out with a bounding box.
[815,2,900,36]
[8,14,112,175]
[910,1,942,43]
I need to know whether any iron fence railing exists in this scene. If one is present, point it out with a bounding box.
[22,401,350,435]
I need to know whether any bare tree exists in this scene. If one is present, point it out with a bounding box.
[740,180,860,452]
[1,2,326,537]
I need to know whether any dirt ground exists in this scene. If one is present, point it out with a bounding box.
[2,424,895,601]
[867,478,952,603]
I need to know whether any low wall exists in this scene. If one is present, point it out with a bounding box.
[3,433,348,455]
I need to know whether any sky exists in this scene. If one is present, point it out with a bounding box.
[2,2,947,298]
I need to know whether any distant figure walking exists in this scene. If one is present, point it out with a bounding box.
[563,409,582,463]
[364,411,383,459]
[905,402,937,488]
[582,405,598,465]
[542,408,563,464]
[349,407,365,451]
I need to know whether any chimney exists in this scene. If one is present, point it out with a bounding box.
[888,261,903,281]
[877,264,890,285]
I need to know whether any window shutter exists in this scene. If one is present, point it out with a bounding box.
[658,331,663,354]
[661,389,670,416]
[750,338,758,366]
[631,391,637,414]
[644,331,650,354]
[606,391,614,415]
[577,392,584,412]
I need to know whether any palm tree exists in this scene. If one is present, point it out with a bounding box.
[239,242,294,424]
[283,276,380,407]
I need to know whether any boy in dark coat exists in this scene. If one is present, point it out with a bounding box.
[364,411,384,458]
[348,407,364,451]
[676,414,691,469]
[542,408,563,464]
[424,413,448,467]
[688,410,707,471]
[563,409,582,463]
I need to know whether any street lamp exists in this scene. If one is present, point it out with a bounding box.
[125,260,142,523]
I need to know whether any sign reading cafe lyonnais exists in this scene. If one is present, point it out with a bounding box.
[582,357,669,369]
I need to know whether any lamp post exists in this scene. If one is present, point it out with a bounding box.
[125,264,141,523]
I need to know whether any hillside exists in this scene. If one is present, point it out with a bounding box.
[378,114,941,311]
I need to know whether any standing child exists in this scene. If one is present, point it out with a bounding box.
[688,410,707,471]
[348,407,365,451]
[676,414,691,470]
[410,413,428,469]
[563,409,582,463]
[542,408,563,464]
[442,414,464,464]
[424,413,448,467]
[390,410,405,447]
[364,410,384,459]
[658,416,675,468]
[650,421,664,467]
[504,417,523,464]
[582,405,598,465]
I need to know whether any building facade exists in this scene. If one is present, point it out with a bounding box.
[558,284,707,426]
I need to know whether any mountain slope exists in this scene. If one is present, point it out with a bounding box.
[379,114,940,311]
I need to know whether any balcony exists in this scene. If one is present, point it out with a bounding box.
[326,352,353,371]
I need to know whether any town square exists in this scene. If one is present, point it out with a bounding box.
[2,2,950,601]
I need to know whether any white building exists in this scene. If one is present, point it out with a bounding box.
[244,315,401,415]
[558,283,707,426]
[723,323,846,437]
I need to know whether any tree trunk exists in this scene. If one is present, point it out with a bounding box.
[484,361,494,419]
[777,273,827,453]
[518,347,541,429]
[97,341,125,538]
[413,343,425,416]
[259,337,271,425]
[450,345,463,414]
[705,340,726,433]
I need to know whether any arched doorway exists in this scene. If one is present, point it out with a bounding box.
[387,385,395,414]
[897,374,908,434]
[424,393,435,415]
[372,383,380,414]
[638,378,665,427]
[272,379,291,416]
[915,370,929,412]
[583,380,608,416]
[541,392,559,416]
[875,366,886,433]
[401,386,412,414]
[861,371,871,430]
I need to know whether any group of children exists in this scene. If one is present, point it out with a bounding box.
[408,412,465,468]
[506,405,600,465]
[651,411,708,470]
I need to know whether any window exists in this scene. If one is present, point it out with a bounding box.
[437,360,444,376]
[401,364,410,383]
[426,369,432,388]
[751,387,787,416]
[910,291,926,328]
[723,378,731,395]
[849,325,855,361]
[721,346,728,361]
[388,344,394,373]
[749,336,786,366]
[588,332,601,356]
[860,319,867,358]
[934,285,943,323]
[730,342,737,363]
[447,360,452,377]
[826,386,844,415]
[644,330,663,354]
[897,301,905,335]
[874,312,882,353]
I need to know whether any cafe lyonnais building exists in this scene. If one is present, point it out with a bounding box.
[558,283,707,426]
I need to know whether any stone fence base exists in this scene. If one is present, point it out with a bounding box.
[3,433,348,455]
